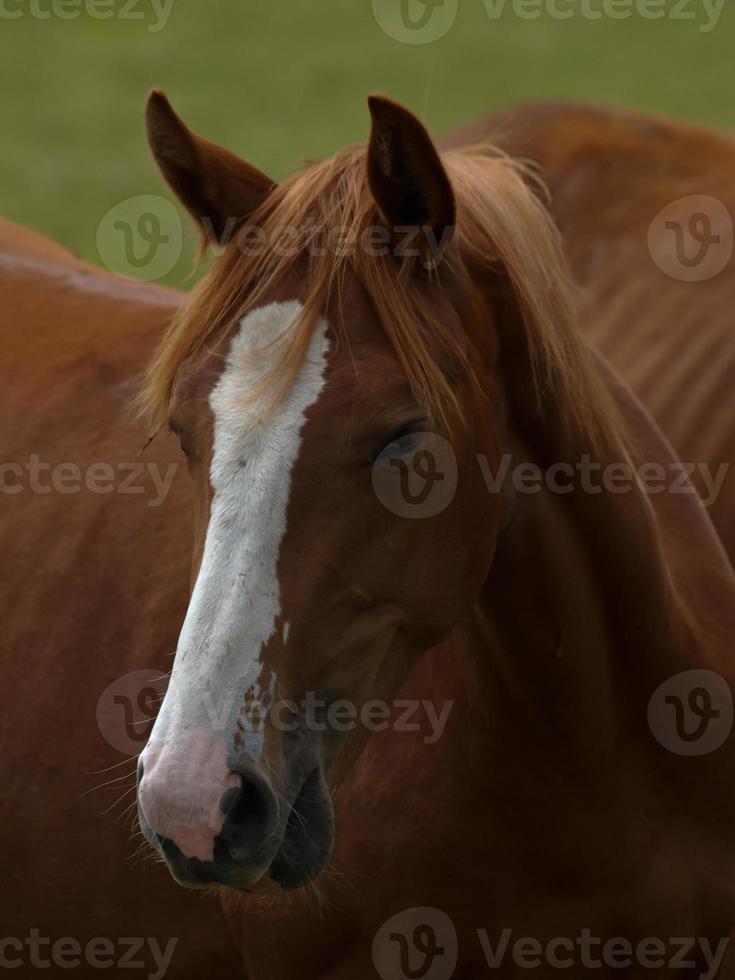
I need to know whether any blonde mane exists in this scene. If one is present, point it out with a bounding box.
[139,141,621,451]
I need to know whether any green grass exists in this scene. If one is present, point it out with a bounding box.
[1,0,734,287]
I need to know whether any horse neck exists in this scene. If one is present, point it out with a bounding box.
[457,345,725,774]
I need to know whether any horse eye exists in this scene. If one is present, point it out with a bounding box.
[373,422,426,462]
[171,425,192,457]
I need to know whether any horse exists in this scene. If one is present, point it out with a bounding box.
[445,102,735,563]
[0,219,244,976]
[134,91,735,978]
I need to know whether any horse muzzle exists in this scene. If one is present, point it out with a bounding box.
[136,735,334,891]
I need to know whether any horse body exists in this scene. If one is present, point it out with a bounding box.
[0,219,243,977]
[444,103,735,560]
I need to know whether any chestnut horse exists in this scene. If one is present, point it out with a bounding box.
[133,92,735,978]
[446,102,735,562]
[0,220,243,976]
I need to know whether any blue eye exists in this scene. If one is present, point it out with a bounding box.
[381,433,419,456]
[374,422,426,462]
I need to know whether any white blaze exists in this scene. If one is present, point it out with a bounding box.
[141,300,330,853]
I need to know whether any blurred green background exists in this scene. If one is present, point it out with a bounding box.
[1,0,733,287]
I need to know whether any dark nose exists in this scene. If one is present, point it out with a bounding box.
[139,757,280,889]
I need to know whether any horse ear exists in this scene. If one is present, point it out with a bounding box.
[366,94,455,243]
[145,90,275,246]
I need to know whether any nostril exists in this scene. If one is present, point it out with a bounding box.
[226,778,268,826]
[219,764,278,862]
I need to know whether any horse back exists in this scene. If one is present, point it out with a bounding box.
[443,104,735,560]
